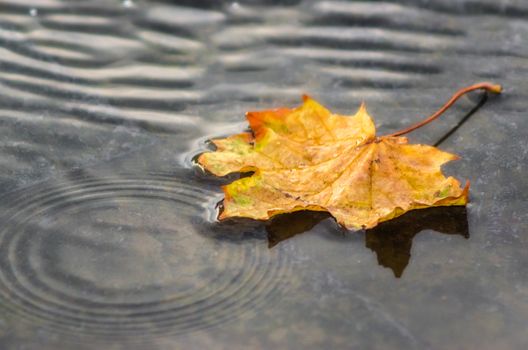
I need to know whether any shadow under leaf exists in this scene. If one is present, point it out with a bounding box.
[266,211,332,248]
[265,206,468,278]
[365,206,469,277]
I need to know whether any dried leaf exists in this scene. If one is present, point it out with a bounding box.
[199,96,470,230]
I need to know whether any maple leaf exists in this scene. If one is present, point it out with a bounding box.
[198,83,501,230]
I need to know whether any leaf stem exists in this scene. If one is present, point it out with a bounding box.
[385,82,502,137]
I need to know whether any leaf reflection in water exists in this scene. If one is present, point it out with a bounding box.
[266,211,332,248]
[266,207,468,277]
[365,206,469,277]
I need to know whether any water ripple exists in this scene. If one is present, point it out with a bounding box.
[0,0,523,346]
[0,173,290,339]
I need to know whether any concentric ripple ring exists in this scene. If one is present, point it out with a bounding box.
[0,173,290,339]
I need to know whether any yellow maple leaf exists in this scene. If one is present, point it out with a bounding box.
[198,84,500,229]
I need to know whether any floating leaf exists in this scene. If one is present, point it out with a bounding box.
[198,83,501,230]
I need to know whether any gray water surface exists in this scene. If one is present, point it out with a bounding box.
[0,0,527,349]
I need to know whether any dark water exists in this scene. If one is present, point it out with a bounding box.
[0,0,527,349]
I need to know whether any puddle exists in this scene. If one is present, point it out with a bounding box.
[0,0,527,349]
